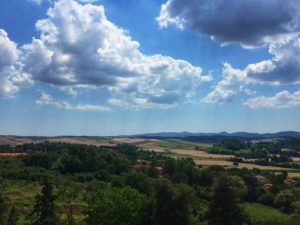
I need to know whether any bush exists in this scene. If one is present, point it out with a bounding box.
[259,192,275,206]
[275,190,296,213]
[86,186,148,225]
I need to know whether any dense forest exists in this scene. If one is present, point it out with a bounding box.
[0,142,300,225]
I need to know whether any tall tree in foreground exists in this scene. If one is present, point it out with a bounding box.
[154,178,202,225]
[207,174,247,225]
[30,181,59,225]
[0,190,10,225]
[7,206,18,225]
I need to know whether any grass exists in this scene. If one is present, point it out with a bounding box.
[156,139,210,150]
[3,179,87,224]
[3,180,42,224]
[136,139,197,152]
[162,152,196,159]
[243,202,293,225]
[237,149,252,155]
[157,140,179,149]
[96,137,113,144]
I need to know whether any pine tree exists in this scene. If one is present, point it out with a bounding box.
[30,181,59,225]
[207,174,247,225]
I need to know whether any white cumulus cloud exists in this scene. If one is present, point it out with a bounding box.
[0,29,32,97]
[21,0,209,108]
[203,63,250,103]
[204,38,300,103]
[244,91,300,108]
[36,92,111,111]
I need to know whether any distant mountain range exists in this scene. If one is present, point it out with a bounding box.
[130,131,300,139]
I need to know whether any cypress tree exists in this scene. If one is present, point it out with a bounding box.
[30,181,59,225]
[207,174,247,225]
[0,191,10,225]
[7,206,18,225]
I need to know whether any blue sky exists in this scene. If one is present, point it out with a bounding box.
[0,0,300,136]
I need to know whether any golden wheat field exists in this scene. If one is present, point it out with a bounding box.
[170,149,234,159]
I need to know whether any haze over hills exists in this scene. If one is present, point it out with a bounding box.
[130,131,300,139]
[1,131,300,146]
[1,131,300,140]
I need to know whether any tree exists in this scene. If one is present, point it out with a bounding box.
[291,201,300,225]
[220,139,245,151]
[0,191,10,225]
[123,172,154,195]
[207,174,247,225]
[86,186,148,225]
[30,181,59,225]
[275,190,296,213]
[154,178,202,225]
[7,207,18,225]
[23,152,52,169]
[259,192,275,206]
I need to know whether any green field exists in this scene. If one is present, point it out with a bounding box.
[243,203,294,225]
